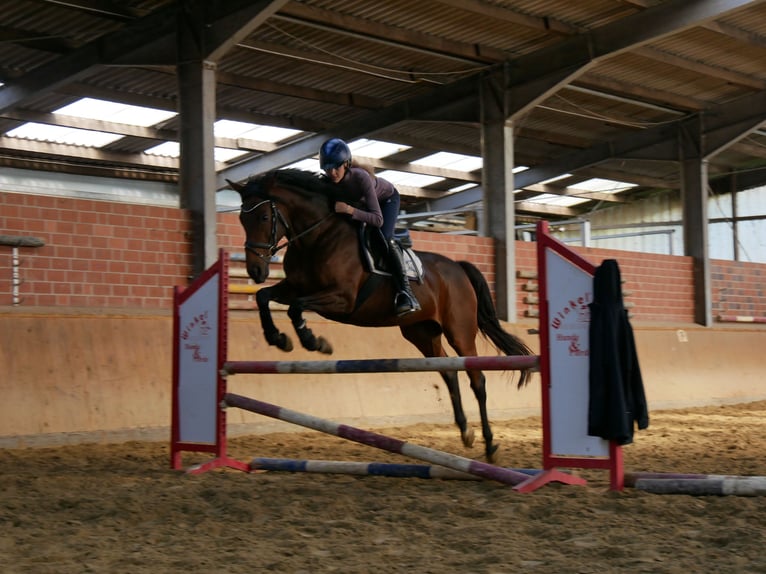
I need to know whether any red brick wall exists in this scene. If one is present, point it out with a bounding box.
[1,192,191,308]
[712,260,766,319]
[2,192,765,324]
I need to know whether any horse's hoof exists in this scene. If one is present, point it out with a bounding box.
[317,337,333,355]
[461,428,475,448]
[278,334,294,352]
[486,443,500,464]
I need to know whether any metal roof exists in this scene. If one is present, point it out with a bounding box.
[1,0,765,228]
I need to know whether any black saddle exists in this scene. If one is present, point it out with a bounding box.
[357,224,414,275]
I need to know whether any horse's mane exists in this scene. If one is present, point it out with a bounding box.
[243,168,357,205]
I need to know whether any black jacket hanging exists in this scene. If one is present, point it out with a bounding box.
[588,259,649,445]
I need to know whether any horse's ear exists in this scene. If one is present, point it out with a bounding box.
[226,179,245,193]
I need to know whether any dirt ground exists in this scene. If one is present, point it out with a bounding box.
[1,401,765,574]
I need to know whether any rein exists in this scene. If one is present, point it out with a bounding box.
[242,197,334,261]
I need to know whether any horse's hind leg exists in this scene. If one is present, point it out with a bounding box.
[443,323,499,462]
[437,370,474,449]
[466,369,498,462]
[399,324,474,451]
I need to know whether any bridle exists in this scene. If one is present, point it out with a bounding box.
[241,197,333,262]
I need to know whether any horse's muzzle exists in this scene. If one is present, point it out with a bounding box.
[247,262,269,284]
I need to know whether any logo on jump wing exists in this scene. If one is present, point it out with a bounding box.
[181,311,212,362]
[550,293,591,330]
[555,333,589,357]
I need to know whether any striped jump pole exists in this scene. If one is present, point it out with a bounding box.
[224,392,536,488]
[625,471,766,496]
[223,355,539,375]
[251,457,545,481]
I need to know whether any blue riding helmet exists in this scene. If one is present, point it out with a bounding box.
[320,138,352,171]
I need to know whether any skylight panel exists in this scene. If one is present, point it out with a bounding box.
[286,158,321,171]
[214,148,249,162]
[524,193,590,207]
[349,139,410,158]
[6,123,123,147]
[144,141,248,162]
[538,173,573,185]
[449,183,479,193]
[144,142,179,157]
[376,170,444,187]
[567,178,637,193]
[414,152,483,172]
[54,98,176,127]
[214,120,301,142]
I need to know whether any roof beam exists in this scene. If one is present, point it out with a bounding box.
[431,88,766,210]
[0,1,288,114]
[216,73,481,185]
[431,0,580,35]
[505,0,758,117]
[0,3,180,114]
[277,3,506,64]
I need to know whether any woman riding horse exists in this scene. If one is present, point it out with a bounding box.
[319,138,420,316]
[230,168,533,462]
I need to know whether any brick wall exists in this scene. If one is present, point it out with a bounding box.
[2,192,765,323]
[1,192,191,308]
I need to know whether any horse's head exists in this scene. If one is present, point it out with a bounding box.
[228,169,336,283]
[227,174,282,283]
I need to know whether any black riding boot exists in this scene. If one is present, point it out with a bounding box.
[388,239,421,316]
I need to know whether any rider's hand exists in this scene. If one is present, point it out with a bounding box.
[334,201,354,215]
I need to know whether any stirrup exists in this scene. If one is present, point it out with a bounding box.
[394,292,421,316]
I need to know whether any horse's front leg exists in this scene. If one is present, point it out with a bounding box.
[255,284,293,352]
[285,289,358,354]
[287,301,333,354]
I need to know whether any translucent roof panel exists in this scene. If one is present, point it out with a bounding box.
[523,193,590,207]
[143,141,248,162]
[144,142,179,157]
[5,97,178,148]
[567,177,638,193]
[349,138,411,158]
[449,183,479,192]
[413,152,483,172]
[6,123,124,147]
[538,173,573,185]
[214,120,302,142]
[376,170,444,187]
[286,158,321,172]
[54,98,177,126]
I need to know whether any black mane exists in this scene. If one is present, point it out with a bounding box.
[243,168,357,204]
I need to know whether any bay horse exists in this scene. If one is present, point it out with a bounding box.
[228,168,533,461]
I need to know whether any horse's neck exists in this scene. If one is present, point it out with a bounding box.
[287,211,353,252]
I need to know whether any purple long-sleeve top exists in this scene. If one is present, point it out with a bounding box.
[332,167,396,228]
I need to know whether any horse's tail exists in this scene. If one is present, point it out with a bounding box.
[458,261,534,387]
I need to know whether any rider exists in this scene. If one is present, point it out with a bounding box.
[319,137,421,316]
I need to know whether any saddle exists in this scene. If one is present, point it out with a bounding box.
[357,224,424,282]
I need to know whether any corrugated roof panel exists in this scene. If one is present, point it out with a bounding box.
[584,52,747,109]
[652,27,766,81]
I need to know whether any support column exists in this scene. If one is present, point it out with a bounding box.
[678,118,711,326]
[480,69,516,321]
[178,3,219,278]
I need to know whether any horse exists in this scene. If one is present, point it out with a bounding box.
[228,168,533,462]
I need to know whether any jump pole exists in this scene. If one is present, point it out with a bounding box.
[223,355,540,375]
[251,457,545,481]
[625,472,766,496]
[225,392,539,488]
